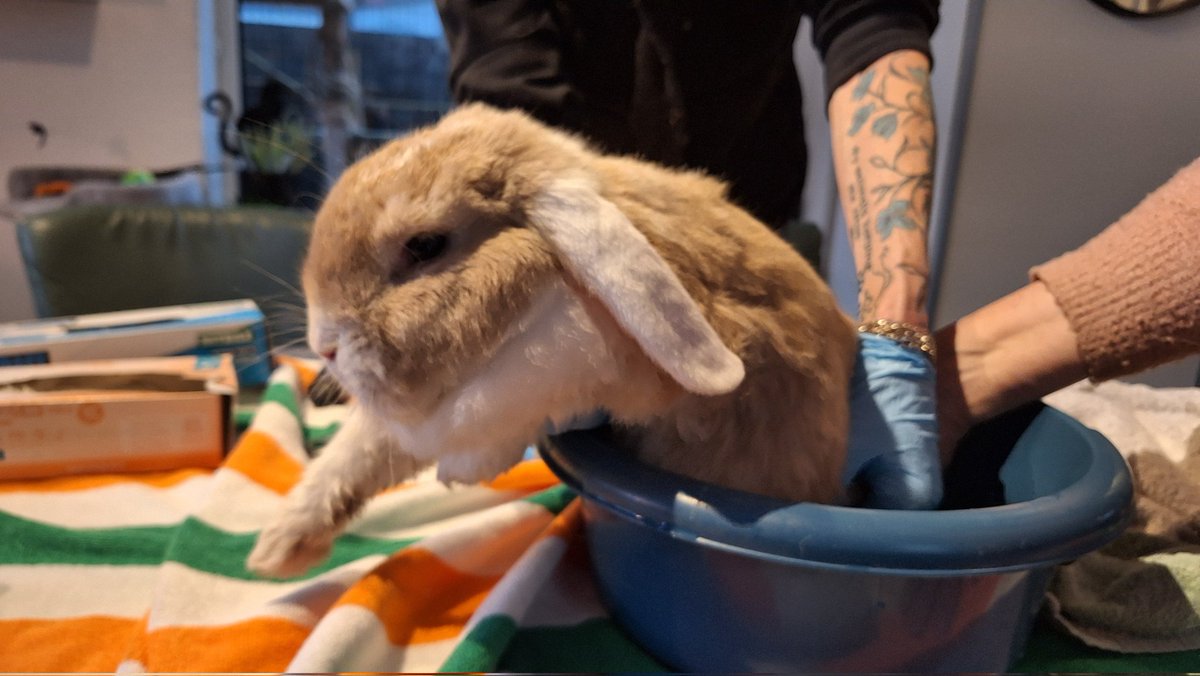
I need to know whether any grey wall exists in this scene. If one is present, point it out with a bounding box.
[934,0,1200,386]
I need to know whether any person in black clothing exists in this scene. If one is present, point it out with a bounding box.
[435,1,938,229]
[434,0,945,509]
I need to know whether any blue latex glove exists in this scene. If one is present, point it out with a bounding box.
[843,332,943,510]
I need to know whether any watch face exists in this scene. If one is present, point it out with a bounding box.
[1089,0,1200,17]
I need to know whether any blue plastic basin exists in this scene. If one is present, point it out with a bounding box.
[539,404,1134,672]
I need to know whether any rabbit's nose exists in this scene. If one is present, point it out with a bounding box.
[307,306,338,363]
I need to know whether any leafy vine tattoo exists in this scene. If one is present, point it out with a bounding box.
[842,54,935,319]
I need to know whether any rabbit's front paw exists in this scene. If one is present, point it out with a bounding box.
[246,520,335,579]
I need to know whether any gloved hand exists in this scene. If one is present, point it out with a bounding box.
[843,332,943,510]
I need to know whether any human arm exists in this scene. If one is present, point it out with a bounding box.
[936,156,1200,458]
[935,281,1086,462]
[826,45,942,508]
[1031,156,1200,382]
[813,1,941,511]
[828,48,935,329]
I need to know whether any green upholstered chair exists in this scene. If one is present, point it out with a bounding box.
[16,205,313,344]
[15,204,823,351]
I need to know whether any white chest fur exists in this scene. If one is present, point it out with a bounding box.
[382,280,630,483]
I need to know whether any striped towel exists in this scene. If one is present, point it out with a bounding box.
[0,364,665,672]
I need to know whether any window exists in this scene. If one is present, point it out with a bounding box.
[233,0,452,207]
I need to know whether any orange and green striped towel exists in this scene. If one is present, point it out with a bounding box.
[5,364,1197,672]
[0,364,664,672]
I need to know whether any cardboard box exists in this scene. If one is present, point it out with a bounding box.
[0,355,237,480]
[0,299,272,386]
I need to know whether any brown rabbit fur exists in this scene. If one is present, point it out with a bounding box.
[248,103,856,578]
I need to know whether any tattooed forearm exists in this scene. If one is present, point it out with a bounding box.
[849,61,934,240]
[830,50,935,326]
[846,146,879,313]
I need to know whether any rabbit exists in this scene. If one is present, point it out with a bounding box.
[247,103,858,578]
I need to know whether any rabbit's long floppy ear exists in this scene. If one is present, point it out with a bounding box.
[529,178,744,396]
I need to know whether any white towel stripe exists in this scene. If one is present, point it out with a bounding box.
[287,604,460,673]
[143,558,386,631]
[0,474,212,529]
[0,564,161,620]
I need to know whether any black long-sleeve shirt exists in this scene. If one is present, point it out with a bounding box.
[435,0,939,228]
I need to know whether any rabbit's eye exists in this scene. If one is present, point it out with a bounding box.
[404,233,449,264]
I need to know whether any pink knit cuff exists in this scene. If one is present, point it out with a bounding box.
[1031,157,1200,382]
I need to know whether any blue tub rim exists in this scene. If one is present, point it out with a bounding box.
[538,406,1134,576]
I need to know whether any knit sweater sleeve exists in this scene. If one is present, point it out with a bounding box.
[1030,156,1200,382]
